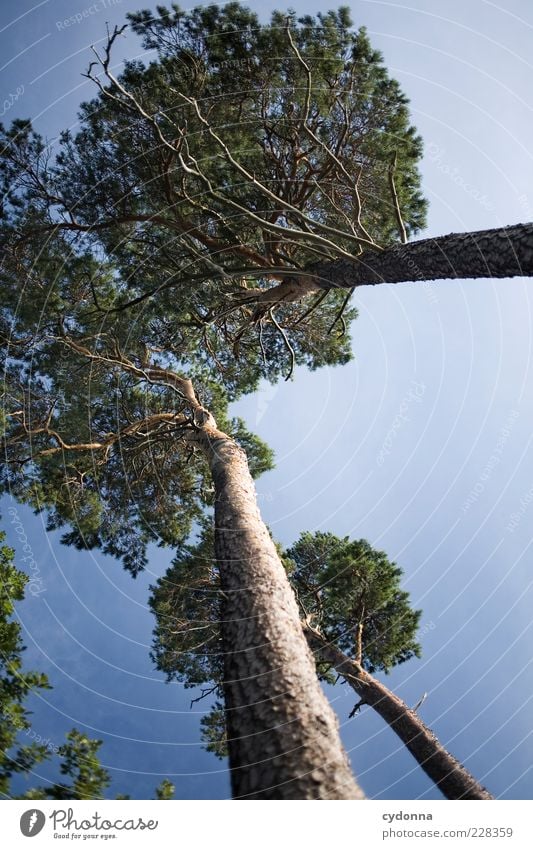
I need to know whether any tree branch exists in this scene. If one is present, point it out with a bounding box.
[388,151,407,244]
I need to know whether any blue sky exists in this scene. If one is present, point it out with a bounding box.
[1,0,533,800]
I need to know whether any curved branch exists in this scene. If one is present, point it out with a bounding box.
[303,623,493,800]
[388,151,408,245]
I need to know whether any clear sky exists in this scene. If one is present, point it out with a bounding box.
[1,0,533,800]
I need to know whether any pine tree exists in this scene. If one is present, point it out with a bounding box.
[2,1,527,797]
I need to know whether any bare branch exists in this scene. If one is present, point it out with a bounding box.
[290,290,329,327]
[327,290,353,336]
[269,308,295,381]
[285,25,378,247]
[388,151,408,244]
[348,699,366,719]
[190,685,218,708]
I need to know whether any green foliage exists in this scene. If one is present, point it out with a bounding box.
[200,702,228,760]
[1,2,426,396]
[149,526,421,756]
[29,730,111,801]
[150,522,222,688]
[127,3,427,246]
[285,532,421,672]
[0,523,174,799]
[1,3,426,572]
[0,529,52,797]
[0,244,274,575]
[155,778,176,800]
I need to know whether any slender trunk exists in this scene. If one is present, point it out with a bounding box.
[193,420,363,799]
[308,222,533,291]
[304,624,492,800]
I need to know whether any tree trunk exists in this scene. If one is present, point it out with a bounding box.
[304,624,492,800]
[307,222,533,290]
[193,420,363,799]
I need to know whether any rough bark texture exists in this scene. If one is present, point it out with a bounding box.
[308,222,533,290]
[195,422,363,799]
[304,625,493,800]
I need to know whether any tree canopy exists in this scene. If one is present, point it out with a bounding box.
[0,4,427,576]
[285,531,421,673]
[0,529,51,796]
[1,3,427,385]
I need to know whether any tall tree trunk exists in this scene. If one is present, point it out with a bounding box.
[303,624,492,800]
[308,222,533,291]
[192,418,363,799]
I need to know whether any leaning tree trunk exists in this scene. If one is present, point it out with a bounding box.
[245,223,533,310]
[308,222,533,291]
[191,417,363,799]
[304,624,492,800]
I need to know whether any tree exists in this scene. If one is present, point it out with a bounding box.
[150,527,492,799]
[0,275,361,798]
[3,1,427,800]
[1,1,525,797]
[0,526,173,800]
[288,533,493,800]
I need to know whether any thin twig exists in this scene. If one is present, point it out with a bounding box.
[291,290,329,327]
[327,290,354,336]
[411,692,428,712]
[190,685,218,708]
[388,151,408,244]
[349,699,366,719]
[258,319,267,366]
[269,308,295,381]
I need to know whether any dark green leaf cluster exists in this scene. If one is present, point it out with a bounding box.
[199,701,228,760]
[285,532,422,672]
[0,233,274,574]
[0,530,52,796]
[150,522,223,688]
[29,730,111,801]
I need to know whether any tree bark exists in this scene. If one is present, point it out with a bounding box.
[303,624,493,800]
[193,420,363,799]
[307,222,533,290]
